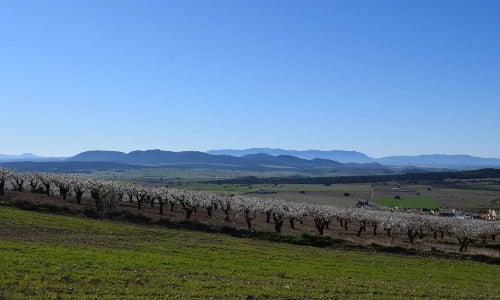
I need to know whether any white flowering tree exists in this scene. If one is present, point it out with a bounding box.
[53,174,72,200]
[25,172,41,193]
[218,195,232,222]
[451,219,495,252]
[310,205,333,236]
[36,173,53,196]
[68,175,88,204]
[0,168,14,196]
[10,172,26,192]
[3,168,500,253]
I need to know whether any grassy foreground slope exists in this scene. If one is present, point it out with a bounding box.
[0,207,498,299]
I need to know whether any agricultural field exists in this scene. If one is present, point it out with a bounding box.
[183,183,371,207]
[373,197,440,209]
[372,183,500,211]
[91,168,348,182]
[183,181,499,211]
[1,206,499,299]
[83,168,500,211]
[92,168,261,181]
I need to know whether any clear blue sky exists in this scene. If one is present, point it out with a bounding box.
[1,0,499,157]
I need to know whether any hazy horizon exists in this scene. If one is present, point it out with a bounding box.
[2,147,500,160]
[1,1,499,158]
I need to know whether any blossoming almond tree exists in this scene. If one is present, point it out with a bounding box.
[2,168,499,252]
[0,168,14,196]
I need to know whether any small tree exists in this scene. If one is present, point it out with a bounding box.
[133,189,148,210]
[75,188,85,204]
[180,196,196,221]
[265,209,272,223]
[167,192,177,211]
[157,194,166,215]
[89,181,121,211]
[244,209,257,229]
[219,198,231,222]
[357,220,367,237]
[38,173,52,196]
[125,188,134,203]
[54,179,71,200]
[314,216,329,236]
[27,172,40,193]
[273,212,285,234]
[11,173,25,192]
[72,179,86,205]
[0,168,13,196]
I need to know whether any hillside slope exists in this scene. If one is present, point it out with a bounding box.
[0,205,498,299]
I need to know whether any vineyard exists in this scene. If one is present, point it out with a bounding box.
[0,168,499,254]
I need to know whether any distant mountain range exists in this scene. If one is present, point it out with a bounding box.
[1,148,499,170]
[207,148,500,168]
[376,155,500,167]
[63,149,396,175]
[207,148,371,163]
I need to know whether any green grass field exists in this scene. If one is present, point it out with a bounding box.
[374,197,441,209]
[0,206,498,299]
